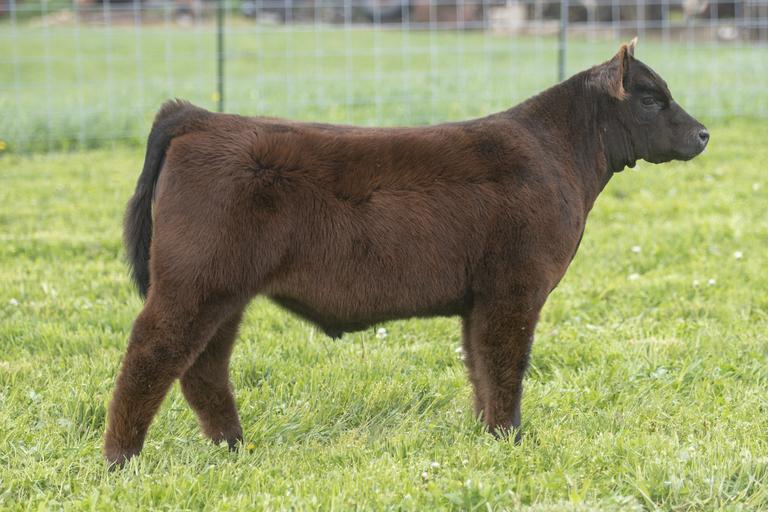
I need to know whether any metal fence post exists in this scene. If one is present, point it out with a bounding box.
[216,0,225,112]
[558,0,569,82]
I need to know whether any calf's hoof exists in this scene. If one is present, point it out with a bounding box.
[103,431,144,470]
[489,424,523,445]
[226,435,243,452]
[208,425,243,452]
[104,444,141,470]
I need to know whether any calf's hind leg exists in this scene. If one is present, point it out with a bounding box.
[180,310,245,450]
[104,290,241,467]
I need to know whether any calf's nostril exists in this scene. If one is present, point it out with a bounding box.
[698,129,710,144]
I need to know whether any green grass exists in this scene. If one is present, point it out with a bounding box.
[2,19,767,152]
[0,113,767,508]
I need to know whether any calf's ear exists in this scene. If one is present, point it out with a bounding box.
[592,39,635,100]
[627,36,637,57]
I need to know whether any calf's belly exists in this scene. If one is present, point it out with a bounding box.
[263,255,471,333]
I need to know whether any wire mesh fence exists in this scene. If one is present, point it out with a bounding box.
[1,0,767,152]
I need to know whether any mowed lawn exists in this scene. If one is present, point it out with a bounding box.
[0,118,767,510]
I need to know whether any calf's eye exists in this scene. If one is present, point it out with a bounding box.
[642,97,657,107]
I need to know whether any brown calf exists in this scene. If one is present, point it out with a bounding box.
[104,39,708,466]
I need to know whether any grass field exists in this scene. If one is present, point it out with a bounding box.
[1,111,767,508]
[2,19,768,152]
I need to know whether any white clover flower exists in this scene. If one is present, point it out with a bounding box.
[733,251,743,260]
[430,461,440,469]
[631,245,642,254]
[376,327,387,339]
[628,273,640,281]
[421,471,429,481]
[9,298,19,306]
[708,278,716,286]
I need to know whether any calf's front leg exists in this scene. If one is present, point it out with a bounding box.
[463,299,543,441]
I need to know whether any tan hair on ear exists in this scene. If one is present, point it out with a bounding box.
[591,37,637,100]
[627,36,638,57]
[592,42,631,100]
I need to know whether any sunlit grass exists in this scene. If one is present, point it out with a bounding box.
[0,118,766,509]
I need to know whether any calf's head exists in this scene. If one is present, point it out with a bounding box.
[591,38,709,170]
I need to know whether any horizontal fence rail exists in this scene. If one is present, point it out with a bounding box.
[1,0,767,152]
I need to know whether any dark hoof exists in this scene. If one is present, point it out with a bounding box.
[323,327,343,340]
[104,446,141,470]
[226,434,243,452]
[490,425,522,444]
[209,426,243,452]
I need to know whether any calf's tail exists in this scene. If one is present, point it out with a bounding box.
[124,99,210,298]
